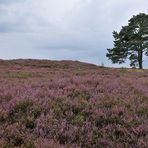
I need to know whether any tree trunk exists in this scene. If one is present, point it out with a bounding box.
[138,49,143,69]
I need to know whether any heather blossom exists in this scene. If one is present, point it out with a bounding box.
[0,60,148,147]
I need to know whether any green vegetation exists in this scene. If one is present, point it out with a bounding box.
[107,13,148,69]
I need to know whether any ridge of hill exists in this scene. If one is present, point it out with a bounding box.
[0,59,102,72]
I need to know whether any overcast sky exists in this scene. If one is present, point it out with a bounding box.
[0,0,148,67]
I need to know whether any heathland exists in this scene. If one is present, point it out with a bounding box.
[0,59,148,147]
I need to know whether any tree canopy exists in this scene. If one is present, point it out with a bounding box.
[106,13,148,69]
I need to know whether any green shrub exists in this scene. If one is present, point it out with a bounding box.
[136,106,148,116]
[95,116,121,127]
[72,114,85,125]
[25,118,36,129]
[68,91,90,100]
[7,135,24,147]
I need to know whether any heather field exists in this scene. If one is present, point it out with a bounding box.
[0,59,148,148]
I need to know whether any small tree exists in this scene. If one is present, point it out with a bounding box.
[106,13,148,69]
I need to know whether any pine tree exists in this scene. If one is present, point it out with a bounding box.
[107,13,148,69]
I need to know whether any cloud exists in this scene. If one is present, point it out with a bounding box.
[0,0,148,67]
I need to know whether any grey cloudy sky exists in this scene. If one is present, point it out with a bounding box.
[0,0,148,67]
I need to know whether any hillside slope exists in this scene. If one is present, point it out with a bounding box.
[0,59,148,147]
